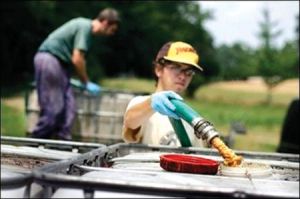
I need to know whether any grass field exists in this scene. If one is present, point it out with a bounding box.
[1,78,298,152]
[1,101,26,137]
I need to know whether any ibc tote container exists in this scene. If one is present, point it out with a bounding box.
[25,85,147,144]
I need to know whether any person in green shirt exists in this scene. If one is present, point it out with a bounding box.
[32,8,120,140]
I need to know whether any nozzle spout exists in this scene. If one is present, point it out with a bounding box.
[170,98,243,166]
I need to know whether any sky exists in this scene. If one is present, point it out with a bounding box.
[198,1,299,48]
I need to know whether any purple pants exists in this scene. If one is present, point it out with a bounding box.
[32,52,76,140]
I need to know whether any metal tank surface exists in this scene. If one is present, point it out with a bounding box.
[32,143,299,198]
[0,136,105,198]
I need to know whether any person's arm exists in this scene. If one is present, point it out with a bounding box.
[122,91,183,143]
[124,97,154,129]
[72,49,89,84]
[122,97,154,143]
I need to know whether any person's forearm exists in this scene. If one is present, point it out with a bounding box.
[73,60,89,84]
[72,49,89,84]
[124,97,154,130]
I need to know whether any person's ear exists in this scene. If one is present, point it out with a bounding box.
[102,20,109,27]
[155,65,163,77]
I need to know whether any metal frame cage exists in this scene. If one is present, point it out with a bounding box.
[32,143,299,198]
[24,83,148,144]
[1,136,106,198]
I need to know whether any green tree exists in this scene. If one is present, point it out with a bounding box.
[276,13,299,79]
[100,1,219,98]
[180,2,219,98]
[276,41,299,79]
[216,43,258,80]
[1,1,219,94]
[256,7,282,105]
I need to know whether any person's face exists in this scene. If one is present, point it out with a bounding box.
[103,20,118,36]
[156,61,196,93]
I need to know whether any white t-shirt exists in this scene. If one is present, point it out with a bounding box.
[122,95,207,147]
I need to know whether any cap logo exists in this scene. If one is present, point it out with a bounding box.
[175,47,196,54]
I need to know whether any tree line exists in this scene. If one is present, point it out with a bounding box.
[1,1,298,98]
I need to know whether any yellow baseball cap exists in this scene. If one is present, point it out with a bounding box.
[155,41,203,71]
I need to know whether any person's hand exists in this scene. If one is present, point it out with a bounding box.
[86,81,101,95]
[151,91,183,119]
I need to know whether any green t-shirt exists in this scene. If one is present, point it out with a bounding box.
[39,17,93,64]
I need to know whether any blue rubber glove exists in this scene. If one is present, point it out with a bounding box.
[86,81,101,95]
[151,91,183,119]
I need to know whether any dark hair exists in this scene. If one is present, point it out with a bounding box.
[152,42,171,85]
[155,42,173,62]
[97,8,120,24]
[152,58,173,86]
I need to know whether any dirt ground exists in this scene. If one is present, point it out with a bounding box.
[1,97,24,111]
[211,78,299,94]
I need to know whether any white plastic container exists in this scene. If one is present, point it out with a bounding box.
[219,162,273,178]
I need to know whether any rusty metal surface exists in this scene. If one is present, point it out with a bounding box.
[1,154,52,170]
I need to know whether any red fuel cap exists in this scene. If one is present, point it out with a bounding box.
[160,154,219,175]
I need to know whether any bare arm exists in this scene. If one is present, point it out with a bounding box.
[122,97,155,142]
[72,49,89,84]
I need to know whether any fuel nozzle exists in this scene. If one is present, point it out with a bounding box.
[192,118,219,145]
[170,98,243,166]
[169,98,219,145]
